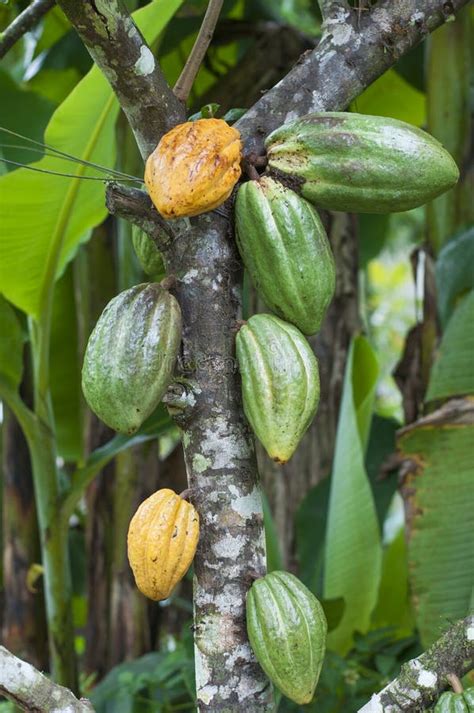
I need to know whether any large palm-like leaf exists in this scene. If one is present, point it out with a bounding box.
[0,0,184,318]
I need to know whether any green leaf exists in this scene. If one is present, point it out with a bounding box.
[0,295,25,389]
[358,214,390,268]
[371,528,414,638]
[366,415,399,529]
[351,69,426,127]
[0,0,184,318]
[320,598,345,633]
[50,265,83,461]
[0,70,118,318]
[324,336,382,654]
[295,477,330,597]
[261,490,284,573]
[28,68,81,105]
[35,5,71,54]
[426,290,474,402]
[436,226,474,327]
[0,69,55,168]
[398,406,474,646]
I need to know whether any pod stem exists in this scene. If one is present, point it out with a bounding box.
[446,673,464,694]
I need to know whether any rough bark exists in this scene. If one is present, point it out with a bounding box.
[237,0,470,157]
[57,0,471,709]
[0,645,94,713]
[1,408,48,670]
[358,615,474,712]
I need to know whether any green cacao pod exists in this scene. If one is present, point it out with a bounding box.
[82,283,181,434]
[235,177,335,335]
[265,112,459,214]
[434,688,474,712]
[132,225,165,277]
[246,570,327,704]
[236,313,319,463]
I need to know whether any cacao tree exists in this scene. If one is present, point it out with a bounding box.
[0,1,473,712]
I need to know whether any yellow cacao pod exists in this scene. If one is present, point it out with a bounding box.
[144,118,242,218]
[127,488,199,601]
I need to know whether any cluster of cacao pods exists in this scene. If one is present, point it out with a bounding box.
[233,111,458,463]
[79,114,458,705]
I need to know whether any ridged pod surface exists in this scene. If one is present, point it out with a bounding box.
[127,489,199,601]
[82,283,181,434]
[265,112,459,214]
[236,314,319,463]
[246,571,327,704]
[132,225,165,277]
[434,689,474,712]
[145,118,242,218]
[235,177,335,335]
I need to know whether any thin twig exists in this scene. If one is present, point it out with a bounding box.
[0,0,56,59]
[174,0,224,103]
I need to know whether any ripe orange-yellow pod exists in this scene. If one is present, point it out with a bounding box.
[144,118,242,219]
[127,488,199,601]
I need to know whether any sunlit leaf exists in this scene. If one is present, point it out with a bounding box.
[324,336,382,654]
[371,527,414,638]
[352,69,426,127]
[28,67,81,105]
[398,401,474,646]
[0,0,185,319]
[50,265,83,461]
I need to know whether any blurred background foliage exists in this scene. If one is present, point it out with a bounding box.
[0,0,473,710]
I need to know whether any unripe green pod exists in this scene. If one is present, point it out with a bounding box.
[82,283,181,434]
[235,177,335,335]
[247,570,327,705]
[434,688,474,712]
[132,225,165,278]
[266,112,459,214]
[236,314,319,463]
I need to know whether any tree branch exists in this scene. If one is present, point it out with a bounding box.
[236,0,471,156]
[0,646,94,712]
[0,0,56,59]
[105,182,174,250]
[174,0,225,103]
[56,0,185,158]
[358,616,474,712]
[318,0,351,24]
